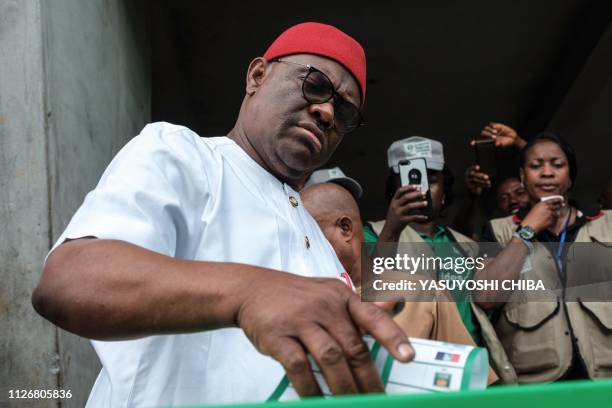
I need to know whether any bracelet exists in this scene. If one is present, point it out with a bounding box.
[512,232,534,254]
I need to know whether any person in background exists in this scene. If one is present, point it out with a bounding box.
[476,132,612,383]
[301,182,363,287]
[305,166,363,200]
[457,173,530,239]
[494,176,530,217]
[363,136,509,383]
[456,122,529,238]
[465,121,528,202]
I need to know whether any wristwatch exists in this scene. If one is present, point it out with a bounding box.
[513,225,535,253]
[516,225,536,241]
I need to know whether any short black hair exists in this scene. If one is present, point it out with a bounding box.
[519,132,577,185]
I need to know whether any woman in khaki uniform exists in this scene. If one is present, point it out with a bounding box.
[477,133,612,383]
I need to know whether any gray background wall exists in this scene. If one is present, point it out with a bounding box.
[1,0,150,406]
[1,1,56,405]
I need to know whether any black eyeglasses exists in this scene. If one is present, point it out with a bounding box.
[272,59,364,134]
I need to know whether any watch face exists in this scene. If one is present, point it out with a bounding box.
[518,226,535,240]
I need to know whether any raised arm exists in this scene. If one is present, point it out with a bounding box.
[474,199,562,309]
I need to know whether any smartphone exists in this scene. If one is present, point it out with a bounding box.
[473,139,497,177]
[399,158,434,219]
[399,158,429,192]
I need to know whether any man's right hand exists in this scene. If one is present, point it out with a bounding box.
[381,185,428,240]
[521,199,563,233]
[238,273,414,396]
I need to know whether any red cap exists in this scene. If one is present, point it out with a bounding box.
[263,22,366,109]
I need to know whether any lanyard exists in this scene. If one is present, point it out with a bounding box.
[557,207,572,265]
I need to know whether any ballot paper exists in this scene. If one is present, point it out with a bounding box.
[268,337,489,401]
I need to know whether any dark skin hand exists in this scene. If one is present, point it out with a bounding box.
[467,123,525,196]
[374,185,428,259]
[477,122,527,149]
[377,171,446,258]
[465,164,491,196]
[379,185,428,243]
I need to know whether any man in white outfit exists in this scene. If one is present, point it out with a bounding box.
[32,22,414,407]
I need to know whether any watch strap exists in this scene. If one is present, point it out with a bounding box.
[512,232,534,254]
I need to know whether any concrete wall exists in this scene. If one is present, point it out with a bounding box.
[0,0,150,406]
[0,1,58,405]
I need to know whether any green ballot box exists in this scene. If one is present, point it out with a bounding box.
[195,379,612,408]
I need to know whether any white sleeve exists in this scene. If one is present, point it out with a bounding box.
[50,123,213,259]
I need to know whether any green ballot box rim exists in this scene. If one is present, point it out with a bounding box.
[187,379,612,408]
